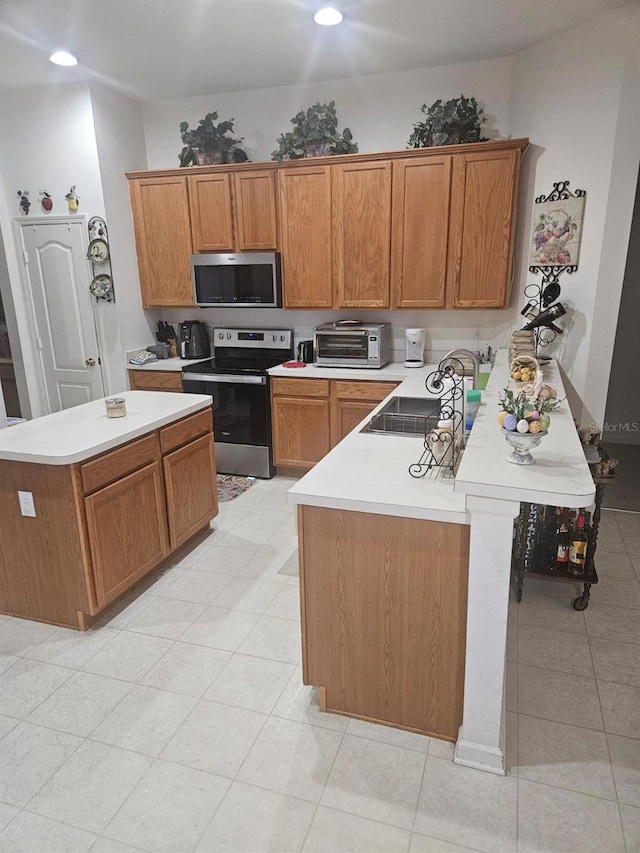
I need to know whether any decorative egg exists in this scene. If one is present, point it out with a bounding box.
[528,421,542,433]
[504,414,517,431]
[530,411,540,420]
[539,414,551,431]
[516,419,530,433]
[497,410,508,427]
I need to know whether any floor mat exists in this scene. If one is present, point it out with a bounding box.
[216,474,257,502]
[601,442,640,512]
[277,551,299,577]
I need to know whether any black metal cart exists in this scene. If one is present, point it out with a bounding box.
[511,445,611,611]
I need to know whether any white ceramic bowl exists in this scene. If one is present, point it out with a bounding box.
[501,427,548,465]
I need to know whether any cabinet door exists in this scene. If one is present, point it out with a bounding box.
[187,173,234,252]
[278,166,333,308]
[163,433,218,550]
[85,462,169,608]
[391,157,451,309]
[129,176,194,307]
[272,396,331,469]
[333,161,392,308]
[233,170,278,250]
[446,149,519,308]
[330,380,399,446]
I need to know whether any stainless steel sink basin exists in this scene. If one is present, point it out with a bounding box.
[361,396,441,437]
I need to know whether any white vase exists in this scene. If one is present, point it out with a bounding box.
[502,428,547,465]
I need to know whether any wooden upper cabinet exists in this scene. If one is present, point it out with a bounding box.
[391,157,451,309]
[129,176,194,307]
[233,170,278,250]
[278,166,333,309]
[446,148,519,308]
[187,173,234,252]
[333,161,392,308]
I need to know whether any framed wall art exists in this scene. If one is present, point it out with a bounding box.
[529,181,586,268]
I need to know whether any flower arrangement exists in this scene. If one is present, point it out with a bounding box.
[497,374,561,435]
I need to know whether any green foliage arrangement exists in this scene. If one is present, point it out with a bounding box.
[408,95,488,148]
[179,112,249,167]
[272,101,358,161]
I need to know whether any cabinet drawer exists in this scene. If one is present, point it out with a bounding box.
[271,377,330,398]
[160,408,212,454]
[81,433,160,495]
[332,380,399,402]
[129,370,183,392]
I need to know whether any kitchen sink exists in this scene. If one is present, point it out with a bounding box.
[362,396,441,437]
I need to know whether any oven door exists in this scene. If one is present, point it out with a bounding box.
[182,373,274,478]
[314,330,371,366]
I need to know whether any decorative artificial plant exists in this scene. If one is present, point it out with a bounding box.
[408,95,488,148]
[272,101,358,161]
[178,112,249,167]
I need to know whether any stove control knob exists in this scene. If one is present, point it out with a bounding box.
[218,333,224,339]
[280,335,285,342]
[272,335,277,342]
[227,333,232,339]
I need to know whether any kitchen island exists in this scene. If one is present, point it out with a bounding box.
[0,391,217,629]
[287,350,595,773]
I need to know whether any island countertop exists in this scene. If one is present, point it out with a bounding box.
[287,349,595,522]
[0,391,212,465]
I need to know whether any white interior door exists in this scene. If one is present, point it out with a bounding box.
[16,219,104,412]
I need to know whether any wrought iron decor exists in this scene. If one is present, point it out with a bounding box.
[409,357,465,479]
[522,180,586,353]
[87,216,115,303]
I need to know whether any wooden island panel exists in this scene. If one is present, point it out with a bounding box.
[299,505,470,741]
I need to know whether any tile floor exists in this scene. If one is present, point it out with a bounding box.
[0,479,638,851]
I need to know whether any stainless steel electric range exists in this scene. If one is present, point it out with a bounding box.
[181,327,293,478]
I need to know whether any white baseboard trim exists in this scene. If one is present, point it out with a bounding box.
[454,738,506,776]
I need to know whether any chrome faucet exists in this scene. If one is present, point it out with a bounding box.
[441,348,480,389]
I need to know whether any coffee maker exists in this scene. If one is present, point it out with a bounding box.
[404,328,425,368]
[179,321,209,359]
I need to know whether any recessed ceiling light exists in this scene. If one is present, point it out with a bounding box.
[313,6,343,26]
[49,51,78,67]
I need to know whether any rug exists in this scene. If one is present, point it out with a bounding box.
[216,474,257,502]
[278,551,299,577]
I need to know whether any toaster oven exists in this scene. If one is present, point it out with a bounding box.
[314,321,392,368]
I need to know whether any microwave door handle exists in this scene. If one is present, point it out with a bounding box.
[182,373,266,385]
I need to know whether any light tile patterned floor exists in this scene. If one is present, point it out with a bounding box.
[0,480,638,851]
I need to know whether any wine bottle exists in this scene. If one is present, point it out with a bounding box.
[545,507,563,566]
[556,522,570,566]
[568,511,588,576]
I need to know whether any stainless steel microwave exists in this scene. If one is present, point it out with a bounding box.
[192,252,282,307]
[314,321,393,368]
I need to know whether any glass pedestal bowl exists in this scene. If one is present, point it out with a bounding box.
[501,427,548,465]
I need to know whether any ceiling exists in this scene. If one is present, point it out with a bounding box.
[0,0,630,101]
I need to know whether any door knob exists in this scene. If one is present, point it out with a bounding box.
[85,357,96,367]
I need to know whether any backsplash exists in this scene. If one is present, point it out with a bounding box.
[156,306,515,363]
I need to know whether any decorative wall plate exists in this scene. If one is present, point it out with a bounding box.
[87,238,109,263]
[89,274,113,298]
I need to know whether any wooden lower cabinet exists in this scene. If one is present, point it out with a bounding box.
[163,433,218,549]
[299,505,470,740]
[129,370,183,392]
[0,407,217,629]
[85,462,170,608]
[271,377,399,471]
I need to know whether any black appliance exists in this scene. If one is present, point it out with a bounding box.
[191,252,282,308]
[179,320,210,359]
[297,340,314,364]
[182,327,293,478]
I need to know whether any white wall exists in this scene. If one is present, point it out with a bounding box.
[0,82,109,416]
[143,57,512,168]
[89,84,156,391]
[508,3,640,426]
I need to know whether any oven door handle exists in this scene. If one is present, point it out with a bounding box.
[182,373,267,385]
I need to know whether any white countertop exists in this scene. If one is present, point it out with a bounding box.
[288,350,595,522]
[0,391,212,465]
[268,361,436,382]
[126,356,211,372]
[455,350,595,508]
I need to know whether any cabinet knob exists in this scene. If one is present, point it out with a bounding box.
[85,357,96,367]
